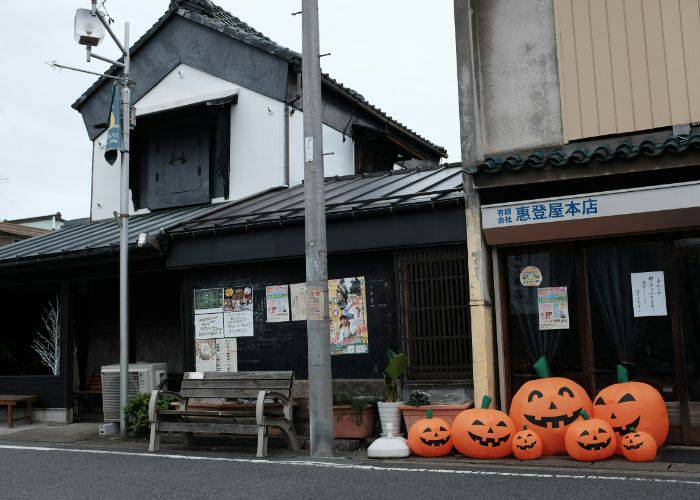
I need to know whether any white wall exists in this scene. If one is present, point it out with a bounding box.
[288,110,355,187]
[90,63,356,219]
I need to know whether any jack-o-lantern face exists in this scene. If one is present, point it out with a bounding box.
[453,396,514,459]
[509,358,593,455]
[512,426,543,460]
[592,367,668,454]
[621,431,657,462]
[565,411,616,461]
[407,411,452,457]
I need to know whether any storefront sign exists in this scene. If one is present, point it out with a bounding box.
[290,283,307,321]
[265,285,290,322]
[520,266,543,287]
[537,286,570,330]
[329,277,369,355]
[482,181,700,230]
[631,271,667,317]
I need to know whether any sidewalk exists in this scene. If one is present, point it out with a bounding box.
[2,422,700,476]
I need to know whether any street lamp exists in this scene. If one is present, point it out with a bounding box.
[52,1,132,436]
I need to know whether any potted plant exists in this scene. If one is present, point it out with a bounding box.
[377,348,407,435]
[399,389,473,431]
[332,391,375,439]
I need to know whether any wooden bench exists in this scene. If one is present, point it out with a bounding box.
[148,371,299,457]
[0,395,37,428]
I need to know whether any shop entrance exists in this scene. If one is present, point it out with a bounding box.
[497,234,700,445]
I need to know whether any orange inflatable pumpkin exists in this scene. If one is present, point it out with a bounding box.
[407,409,452,457]
[509,357,593,456]
[592,365,668,454]
[452,395,514,459]
[565,410,616,461]
[621,430,657,462]
[512,426,542,460]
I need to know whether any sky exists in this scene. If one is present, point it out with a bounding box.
[0,1,460,221]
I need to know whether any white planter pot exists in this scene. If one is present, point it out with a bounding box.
[377,401,404,435]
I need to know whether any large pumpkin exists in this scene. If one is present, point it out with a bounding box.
[407,409,452,457]
[565,410,616,461]
[452,395,514,459]
[621,430,657,462]
[592,365,669,454]
[512,425,542,460]
[509,357,593,455]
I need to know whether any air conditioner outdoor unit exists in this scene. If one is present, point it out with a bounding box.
[100,363,167,422]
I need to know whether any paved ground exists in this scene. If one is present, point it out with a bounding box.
[1,443,699,499]
[2,423,700,498]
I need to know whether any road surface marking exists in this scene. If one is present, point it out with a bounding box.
[0,444,698,486]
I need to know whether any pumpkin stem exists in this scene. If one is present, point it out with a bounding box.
[579,409,590,420]
[533,356,550,378]
[427,409,433,419]
[481,395,492,409]
[617,365,629,383]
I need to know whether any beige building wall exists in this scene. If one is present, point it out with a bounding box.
[554,0,700,142]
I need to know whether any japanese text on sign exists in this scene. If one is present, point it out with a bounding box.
[496,198,599,225]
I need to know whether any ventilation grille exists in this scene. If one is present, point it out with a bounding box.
[101,372,140,422]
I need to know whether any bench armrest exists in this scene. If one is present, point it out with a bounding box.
[254,391,293,425]
[148,390,187,422]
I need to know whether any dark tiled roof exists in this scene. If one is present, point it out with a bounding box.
[469,132,700,175]
[0,205,216,265]
[169,166,464,236]
[71,0,446,157]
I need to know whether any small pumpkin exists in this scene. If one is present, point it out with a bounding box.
[621,430,657,462]
[509,357,593,456]
[593,365,669,454]
[407,409,452,457]
[512,425,542,460]
[565,410,616,461]
[452,395,514,459]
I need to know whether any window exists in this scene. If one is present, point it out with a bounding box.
[353,124,425,174]
[131,99,232,210]
[395,246,471,381]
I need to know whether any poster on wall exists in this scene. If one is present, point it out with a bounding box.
[328,277,369,355]
[266,285,290,322]
[215,338,238,372]
[194,288,223,314]
[223,286,254,337]
[195,339,217,371]
[194,313,225,339]
[537,286,570,330]
[290,283,307,321]
[631,271,667,317]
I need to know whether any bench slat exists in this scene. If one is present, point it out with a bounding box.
[158,421,259,435]
[180,379,292,390]
[179,388,290,399]
[184,371,293,380]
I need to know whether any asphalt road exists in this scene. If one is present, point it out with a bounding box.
[1,444,699,499]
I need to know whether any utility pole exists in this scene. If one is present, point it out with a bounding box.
[55,1,133,434]
[301,0,334,457]
[453,0,497,405]
[117,22,131,437]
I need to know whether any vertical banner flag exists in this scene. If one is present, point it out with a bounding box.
[104,83,123,165]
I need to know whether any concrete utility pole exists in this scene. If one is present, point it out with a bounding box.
[453,0,497,406]
[301,0,334,457]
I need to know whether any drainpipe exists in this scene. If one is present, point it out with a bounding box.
[453,0,497,406]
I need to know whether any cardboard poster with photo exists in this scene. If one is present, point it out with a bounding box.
[222,286,254,337]
[266,285,290,322]
[328,277,369,355]
[194,288,223,314]
[537,286,570,330]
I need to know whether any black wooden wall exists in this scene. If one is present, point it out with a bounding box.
[183,250,398,379]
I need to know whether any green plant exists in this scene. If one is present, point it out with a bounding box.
[334,391,372,416]
[123,392,174,438]
[383,348,407,402]
[407,389,431,407]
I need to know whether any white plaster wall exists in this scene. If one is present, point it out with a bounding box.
[288,110,355,187]
[475,0,563,155]
[228,88,286,200]
[90,63,356,218]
